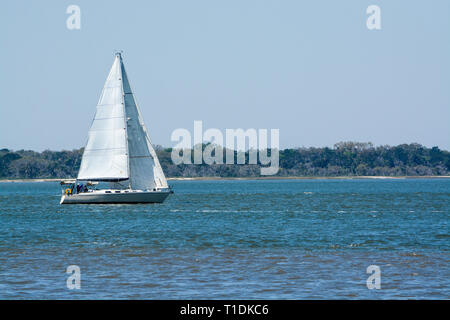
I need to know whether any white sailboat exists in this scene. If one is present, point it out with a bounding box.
[60,52,172,204]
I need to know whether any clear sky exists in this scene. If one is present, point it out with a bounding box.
[1,0,449,151]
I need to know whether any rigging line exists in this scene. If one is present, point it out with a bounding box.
[69,148,83,180]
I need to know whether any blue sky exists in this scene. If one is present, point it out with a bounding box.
[1,0,449,151]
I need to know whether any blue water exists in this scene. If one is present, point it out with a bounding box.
[0,179,448,299]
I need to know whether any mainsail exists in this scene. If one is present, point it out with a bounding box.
[77,53,168,190]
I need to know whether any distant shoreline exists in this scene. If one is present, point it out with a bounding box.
[1,176,449,183]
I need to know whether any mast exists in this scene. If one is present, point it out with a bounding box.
[117,51,132,189]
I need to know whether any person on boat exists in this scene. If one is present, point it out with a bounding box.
[76,184,80,193]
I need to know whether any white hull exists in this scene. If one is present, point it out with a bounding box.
[60,190,171,204]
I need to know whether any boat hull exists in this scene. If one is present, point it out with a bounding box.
[60,190,171,204]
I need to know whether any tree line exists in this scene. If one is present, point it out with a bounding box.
[0,142,449,179]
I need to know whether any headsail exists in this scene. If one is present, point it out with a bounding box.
[77,54,128,181]
[78,53,168,190]
[120,54,169,190]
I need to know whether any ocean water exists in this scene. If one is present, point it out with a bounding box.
[0,178,448,299]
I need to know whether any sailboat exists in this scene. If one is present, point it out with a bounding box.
[60,52,172,204]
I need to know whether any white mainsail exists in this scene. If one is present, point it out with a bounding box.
[77,53,168,190]
[77,55,128,181]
